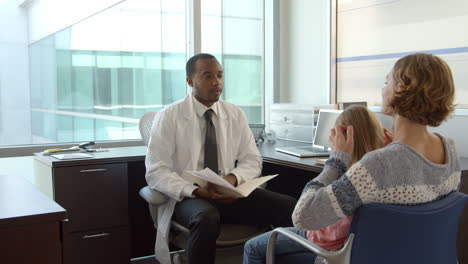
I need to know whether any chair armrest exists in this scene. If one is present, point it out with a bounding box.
[266,227,355,264]
[139,186,169,206]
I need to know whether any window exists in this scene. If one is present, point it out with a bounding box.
[0,0,264,148]
[201,0,264,124]
[29,0,186,144]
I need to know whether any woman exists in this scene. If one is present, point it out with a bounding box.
[244,105,389,264]
[243,53,461,264]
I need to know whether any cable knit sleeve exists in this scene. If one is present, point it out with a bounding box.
[292,152,374,230]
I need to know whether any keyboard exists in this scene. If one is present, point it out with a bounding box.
[297,146,329,153]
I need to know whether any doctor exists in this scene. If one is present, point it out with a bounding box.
[145,53,296,264]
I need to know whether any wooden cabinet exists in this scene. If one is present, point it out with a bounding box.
[34,155,132,264]
[0,174,66,264]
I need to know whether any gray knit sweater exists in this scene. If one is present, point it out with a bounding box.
[292,134,461,232]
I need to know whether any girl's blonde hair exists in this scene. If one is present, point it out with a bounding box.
[335,105,385,164]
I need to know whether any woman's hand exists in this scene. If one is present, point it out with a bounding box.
[329,125,354,156]
[383,128,393,146]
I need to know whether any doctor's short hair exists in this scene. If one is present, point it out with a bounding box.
[186,53,217,77]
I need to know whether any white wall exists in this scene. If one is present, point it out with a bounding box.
[27,0,124,43]
[278,0,330,105]
[0,0,31,146]
[337,0,468,107]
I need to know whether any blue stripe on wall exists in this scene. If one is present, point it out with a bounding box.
[338,0,400,14]
[337,47,468,63]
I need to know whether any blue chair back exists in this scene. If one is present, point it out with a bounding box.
[349,192,468,264]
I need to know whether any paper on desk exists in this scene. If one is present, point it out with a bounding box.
[51,153,94,160]
[187,168,278,198]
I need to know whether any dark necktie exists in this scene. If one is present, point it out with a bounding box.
[204,109,218,174]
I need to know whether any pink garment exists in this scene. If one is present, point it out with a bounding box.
[306,216,353,251]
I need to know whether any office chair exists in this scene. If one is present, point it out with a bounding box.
[266,191,468,264]
[138,112,268,254]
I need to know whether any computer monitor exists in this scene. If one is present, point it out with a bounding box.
[313,109,343,150]
[274,109,342,157]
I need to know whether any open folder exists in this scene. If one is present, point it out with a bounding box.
[187,168,278,198]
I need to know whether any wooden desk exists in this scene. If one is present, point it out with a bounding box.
[0,174,66,264]
[33,142,468,262]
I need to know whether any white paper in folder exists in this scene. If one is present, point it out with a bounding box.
[187,168,277,198]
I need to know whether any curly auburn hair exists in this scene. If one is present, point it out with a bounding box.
[391,53,455,126]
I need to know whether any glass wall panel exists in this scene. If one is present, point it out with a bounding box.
[73,117,94,142]
[57,115,73,142]
[96,119,123,141]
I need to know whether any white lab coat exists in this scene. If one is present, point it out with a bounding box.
[145,95,262,264]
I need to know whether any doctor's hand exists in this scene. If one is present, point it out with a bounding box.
[329,125,354,158]
[192,183,236,203]
[215,174,239,204]
[223,174,238,187]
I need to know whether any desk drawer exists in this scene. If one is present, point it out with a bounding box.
[54,163,128,232]
[63,226,129,264]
